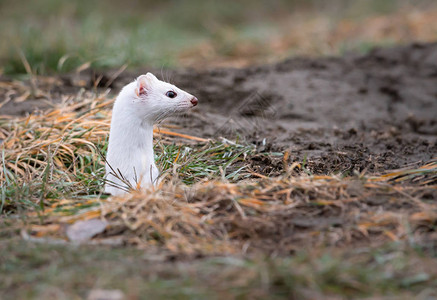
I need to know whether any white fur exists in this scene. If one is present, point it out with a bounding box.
[104,73,197,196]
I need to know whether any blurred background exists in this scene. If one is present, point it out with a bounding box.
[0,0,436,75]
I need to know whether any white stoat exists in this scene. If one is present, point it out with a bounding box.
[104,72,198,196]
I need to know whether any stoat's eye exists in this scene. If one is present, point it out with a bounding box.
[166,91,177,98]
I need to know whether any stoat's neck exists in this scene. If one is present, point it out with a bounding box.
[109,103,155,162]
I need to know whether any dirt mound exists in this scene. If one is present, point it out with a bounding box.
[138,42,437,173]
[2,43,436,173]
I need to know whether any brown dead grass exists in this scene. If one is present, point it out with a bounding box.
[1,77,436,258]
[24,164,437,257]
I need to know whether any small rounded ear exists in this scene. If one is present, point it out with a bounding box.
[145,72,158,82]
[136,74,156,96]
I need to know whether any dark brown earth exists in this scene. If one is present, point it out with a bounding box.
[168,42,437,173]
[1,42,436,174]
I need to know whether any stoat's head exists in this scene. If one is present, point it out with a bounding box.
[130,73,198,122]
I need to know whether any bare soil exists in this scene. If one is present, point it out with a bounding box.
[3,42,435,173]
[168,42,437,173]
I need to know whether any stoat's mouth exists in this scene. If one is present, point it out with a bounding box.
[176,101,197,110]
[153,106,191,123]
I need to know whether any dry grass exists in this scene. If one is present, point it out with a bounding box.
[0,85,110,205]
[0,77,436,299]
[1,82,435,259]
[20,165,435,257]
[0,79,214,205]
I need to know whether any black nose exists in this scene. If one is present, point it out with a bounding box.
[191,97,198,106]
